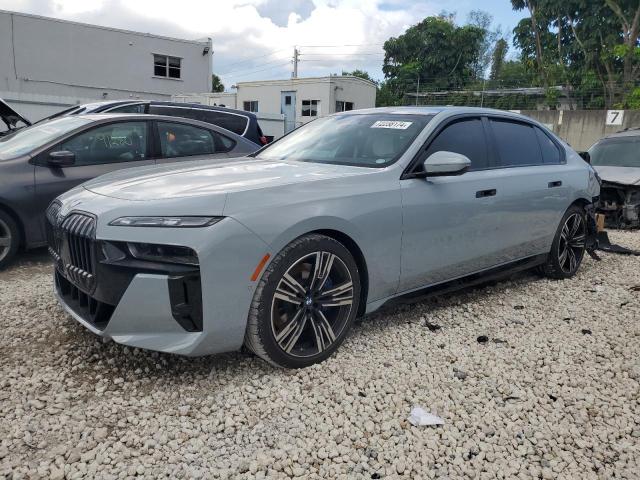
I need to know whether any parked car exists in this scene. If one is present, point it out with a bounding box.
[38,100,269,146]
[49,107,600,368]
[586,128,640,228]
[0,113,258,268]
[0,99,31,138]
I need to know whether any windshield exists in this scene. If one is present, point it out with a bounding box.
[257,113,434,167]
[589,136,640,168]
[0,116,91,160]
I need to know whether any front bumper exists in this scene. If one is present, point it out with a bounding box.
[48,198,270,356]
[54,269,204,354]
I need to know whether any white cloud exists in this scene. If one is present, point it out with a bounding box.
[0,0,438,87]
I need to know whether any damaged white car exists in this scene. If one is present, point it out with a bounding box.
[589,129,640,228]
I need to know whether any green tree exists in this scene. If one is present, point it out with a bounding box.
[510,0,640,108]
[605,0,640,87]
[341,70,378,84]
[467,10,502,78]
[381,16,486,105]
[211,74,224,93]
[490,38,509,80]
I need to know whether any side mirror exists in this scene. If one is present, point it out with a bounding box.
[48,150,75,167]
[578,151,591,164]
[421,151,471,177]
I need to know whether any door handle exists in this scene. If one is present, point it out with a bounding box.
[548,181,562,188]
[476,189,496,198]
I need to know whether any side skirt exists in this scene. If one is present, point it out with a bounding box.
[382,254,548,309]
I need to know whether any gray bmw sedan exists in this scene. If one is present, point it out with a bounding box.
[49,107,600,368]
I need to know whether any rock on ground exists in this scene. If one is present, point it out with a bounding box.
[1,232,639,479]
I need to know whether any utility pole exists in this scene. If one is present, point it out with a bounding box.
[292,47,299,78]
[415,75,420,106]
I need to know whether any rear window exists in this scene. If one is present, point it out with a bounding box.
[490,119,542,167]
[589,136,640,168]
[149,106,201,121]
[200,110,248,136]
[535,127,562,164]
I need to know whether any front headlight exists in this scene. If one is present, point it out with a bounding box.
[109,216,223,227]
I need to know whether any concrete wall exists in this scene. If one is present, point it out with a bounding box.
[520,109,640,151]
[1,9,212,120]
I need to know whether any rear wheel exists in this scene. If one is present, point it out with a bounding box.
[244,234,361,368]
[541,205,587,279]
[0,210,19,270]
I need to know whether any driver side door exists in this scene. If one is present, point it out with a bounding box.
[398,116,507,292]
[32,120,154,243]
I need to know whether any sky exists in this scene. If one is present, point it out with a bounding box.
[0,0,526,90]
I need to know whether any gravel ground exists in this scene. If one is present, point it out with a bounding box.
[1,233,639,480]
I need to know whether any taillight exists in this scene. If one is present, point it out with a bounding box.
[260,136,268,145]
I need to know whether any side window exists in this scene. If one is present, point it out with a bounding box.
[490,119,542,167]
[157,122,216,158]
[535,127,562,164]
[200,111,248,136]
[424,118,489,170]
[56,122,148,166]
[107,104,146,114]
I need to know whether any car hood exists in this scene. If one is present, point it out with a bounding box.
[83,157,370,201]
[0,98,31,129]
[593,166,640,186]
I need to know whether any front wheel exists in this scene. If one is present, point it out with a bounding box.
[541,205,587,279]
[244,234,361,368]
[0,210,20,270]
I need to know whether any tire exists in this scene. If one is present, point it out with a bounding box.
[244,234,361,368]
[0,210,20,270]
[541,204,587,279]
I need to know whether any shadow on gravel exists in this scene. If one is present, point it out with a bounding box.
[0,247,52,279]
[54,269,539,387]
[350,269,539,337]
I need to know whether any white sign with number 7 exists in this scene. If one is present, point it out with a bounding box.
[606,110,624,126]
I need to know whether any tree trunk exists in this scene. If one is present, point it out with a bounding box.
[605,0,640,86]
[528,4,547,86]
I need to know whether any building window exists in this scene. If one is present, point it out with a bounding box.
[154,54,181,79]
[285,95,292,105]
[302,99,319,117]
[243,101,259,112]
[336,101,354,112]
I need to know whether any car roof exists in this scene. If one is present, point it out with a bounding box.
[337,105,533,119]
[602,128,640,139]
[84,99,256,119]
[149,101,256,118]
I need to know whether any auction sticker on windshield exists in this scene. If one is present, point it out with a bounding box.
[371,120,413,130]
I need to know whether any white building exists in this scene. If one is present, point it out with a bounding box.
[0,9,212,120]
[179,75,377,135]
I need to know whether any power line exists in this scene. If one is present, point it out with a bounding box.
[225,61,292,79]
[217,49,290,74]
[221,58,292,76]
[301,53,384,57]
[298,43,385,48]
